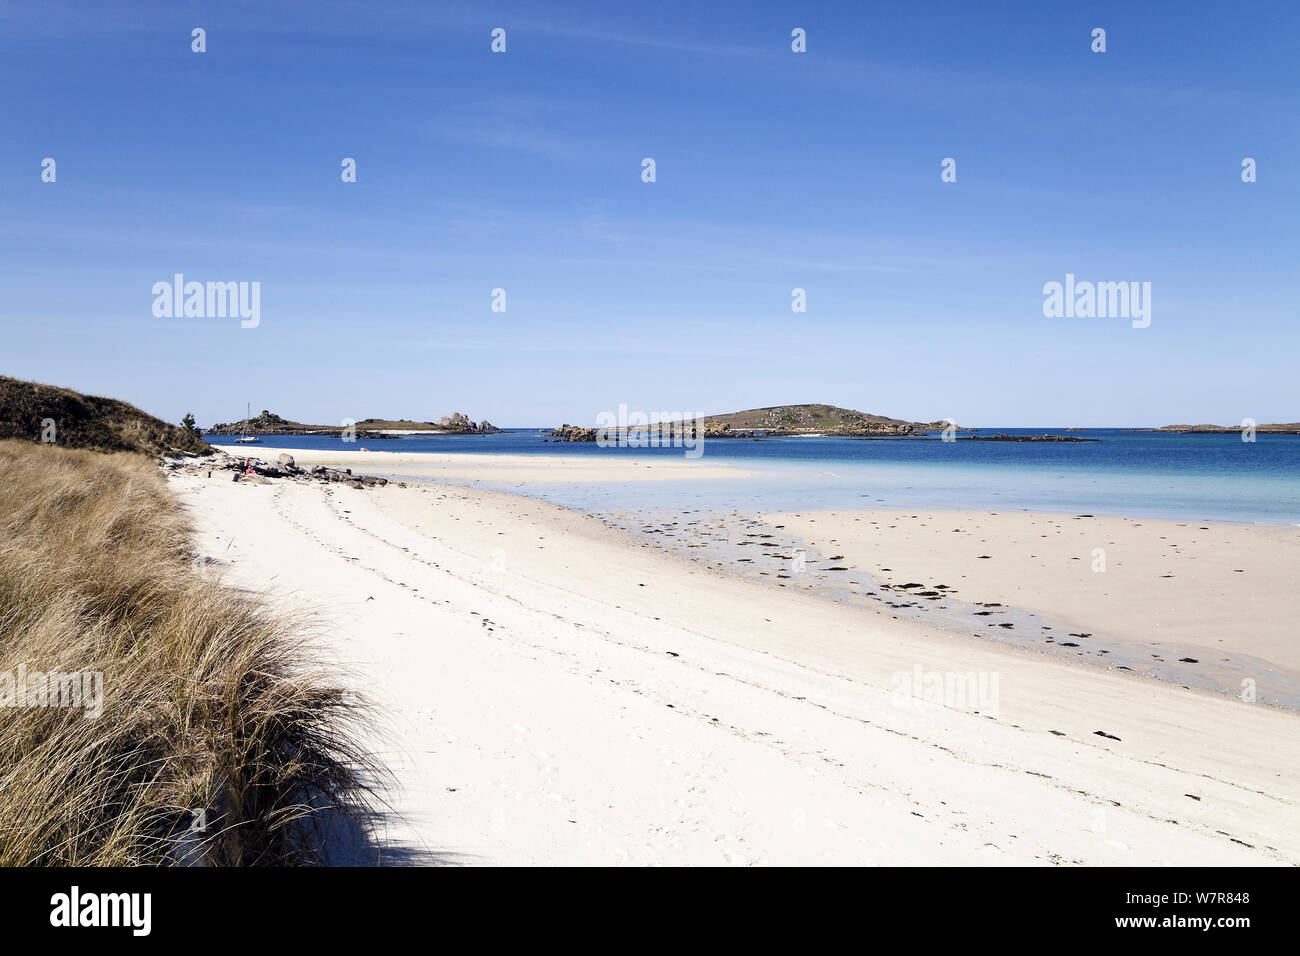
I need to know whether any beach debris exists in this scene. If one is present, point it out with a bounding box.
[1093,730,1122,741]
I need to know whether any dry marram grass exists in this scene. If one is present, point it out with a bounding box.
[0,440,377,865]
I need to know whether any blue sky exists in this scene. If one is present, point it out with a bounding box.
[2,0,1296,427]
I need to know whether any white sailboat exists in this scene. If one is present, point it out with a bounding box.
[235,403,261,444]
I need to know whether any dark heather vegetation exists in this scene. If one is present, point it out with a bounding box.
[0,375,211,456]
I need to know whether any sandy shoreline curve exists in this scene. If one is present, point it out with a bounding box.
[171,466,1300,866]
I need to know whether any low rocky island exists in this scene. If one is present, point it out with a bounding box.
[207,409,501,438]
[207,410,393,439]
[702,403,949,436]
[546,403,953,442]
[1129,423,1300,434]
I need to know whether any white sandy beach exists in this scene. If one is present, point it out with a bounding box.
[170,458,1300,866]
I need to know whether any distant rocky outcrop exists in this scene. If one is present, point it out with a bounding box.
[546,424,599,442]
[546,404,954,441]
[207,410,394,440]
[433,412,502,434]
[208,410,502,438]
[545,420,745,443]
[703,404,950,435]
[1136,423,1300,434]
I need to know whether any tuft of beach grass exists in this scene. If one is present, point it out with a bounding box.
[0,439,379,865]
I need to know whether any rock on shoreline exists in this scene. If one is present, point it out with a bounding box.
[159,450,403,491]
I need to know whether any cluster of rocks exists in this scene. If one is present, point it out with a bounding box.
[159,451,404,490]
[544,421,750,443]
[436,412,501,434]
[545,424,598,442]
[821,422,918,436]
[702,422,744,438]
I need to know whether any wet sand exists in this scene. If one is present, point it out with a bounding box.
[606,507,1300,708]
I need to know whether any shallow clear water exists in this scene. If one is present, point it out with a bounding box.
[208,428,1300,525]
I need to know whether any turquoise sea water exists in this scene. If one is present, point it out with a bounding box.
[208,428,1300,525]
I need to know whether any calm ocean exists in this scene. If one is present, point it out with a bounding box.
[207,428,1300,526]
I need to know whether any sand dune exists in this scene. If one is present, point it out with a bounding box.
[171,472,1300,865]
